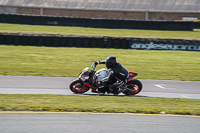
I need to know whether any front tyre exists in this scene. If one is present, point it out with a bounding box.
[69,80,89,94]
[122,79,143,95]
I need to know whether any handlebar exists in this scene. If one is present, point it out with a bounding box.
[91,61,96,70]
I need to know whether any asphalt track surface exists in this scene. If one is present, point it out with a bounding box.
[0,76,200,99]
[0,76,200,133]
[0,112,200,133]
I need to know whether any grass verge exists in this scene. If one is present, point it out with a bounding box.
[0,45,200,81]
[1,23,199,115]
[0,94,199,115]
[0,23,200,39]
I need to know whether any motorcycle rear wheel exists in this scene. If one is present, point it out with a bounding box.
[69,80,90,94]
[122,79,142,95]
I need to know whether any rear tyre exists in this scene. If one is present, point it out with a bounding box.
[122,79,142,95]
[69,80,89,94]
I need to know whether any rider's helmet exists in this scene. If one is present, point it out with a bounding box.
[105,56,116,69]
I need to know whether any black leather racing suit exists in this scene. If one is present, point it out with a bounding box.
[99,61,129,93]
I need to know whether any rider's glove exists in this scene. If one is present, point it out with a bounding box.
[94,61,100,66]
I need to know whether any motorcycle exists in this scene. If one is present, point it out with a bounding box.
[69,61,142,95]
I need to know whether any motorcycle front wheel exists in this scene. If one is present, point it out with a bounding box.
[122,79,143,95]
[69,80,90,94]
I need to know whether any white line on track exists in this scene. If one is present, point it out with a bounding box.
[155,84,166,89]
[154,84,175,89]
[181,95,190,99]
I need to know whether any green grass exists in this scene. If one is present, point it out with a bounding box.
[0,45,200,81]
[0,23,200,39]
[0,94,199,115]
[0,24,200,115]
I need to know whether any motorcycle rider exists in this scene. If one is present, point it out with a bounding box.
[94,56,129,95]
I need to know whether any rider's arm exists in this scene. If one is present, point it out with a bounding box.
[95,60,105,65]
[99,60,105,64]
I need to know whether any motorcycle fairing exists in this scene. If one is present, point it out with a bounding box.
[128,72,138,81]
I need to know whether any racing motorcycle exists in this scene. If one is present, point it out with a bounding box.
[69,61,142,95]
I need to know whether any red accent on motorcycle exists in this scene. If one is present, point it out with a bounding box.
[124,83,140,95]
[128,72,138,81]
[81,74,89,77]
[83,83,98,90]
[71,82,89,93]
